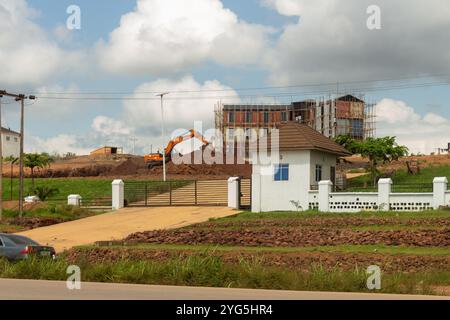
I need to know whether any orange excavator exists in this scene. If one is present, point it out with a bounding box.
[144,129,209,168]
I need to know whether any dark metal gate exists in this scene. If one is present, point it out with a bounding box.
[238,178,252,210]
[124,180,228,207]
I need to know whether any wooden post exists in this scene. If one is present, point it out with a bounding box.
[19,97,24,217]
[0,97,3,220]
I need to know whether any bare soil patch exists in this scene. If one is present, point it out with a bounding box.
[125,228,450,247]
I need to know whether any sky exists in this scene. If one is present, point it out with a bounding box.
[0,0,449,155]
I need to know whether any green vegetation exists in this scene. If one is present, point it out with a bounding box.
[0,256,447,295]
[91,243,450,257]
[347,164,450,192]
[24,153,54,188]
[214,209,450,221]
[2,178,112,202]
[1,204,93,220]
[335,135,409,186]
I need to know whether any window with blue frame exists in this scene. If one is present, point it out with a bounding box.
[274,164,289,181]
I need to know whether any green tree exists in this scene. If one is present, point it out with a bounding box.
[24,153,54,188]
[335,136,409,186]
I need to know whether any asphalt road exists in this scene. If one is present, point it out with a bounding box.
[0,279,448,300]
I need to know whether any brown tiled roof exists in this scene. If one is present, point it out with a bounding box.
[256,122,351,156]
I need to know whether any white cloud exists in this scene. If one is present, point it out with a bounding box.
[92,116,131,136]
[29,84,80,120]
[0,0,82,86]
[122,75,239,133]
[263,0,450,85]
[375,99,450,154]
[27,134,92,155]
[97,0,271,75]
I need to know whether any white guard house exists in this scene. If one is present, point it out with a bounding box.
[251,122,351,212]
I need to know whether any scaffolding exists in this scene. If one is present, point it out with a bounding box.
[214,94,376,141]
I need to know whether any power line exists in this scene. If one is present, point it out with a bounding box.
[34,79,450,101]
[30,73,450,96]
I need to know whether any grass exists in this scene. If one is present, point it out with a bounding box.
[89,243,450,256]
[213,209,450,221]
[0,204,99,233]
[347,164,450,192]
[2,178,112,202]
[2,178,192,203]
[0,256,447,295]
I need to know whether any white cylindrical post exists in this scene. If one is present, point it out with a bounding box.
[433,177,448,209]
[378,178,392,211]
[68,195,82,207]
[318,180,333,212]
[112,179,124,210]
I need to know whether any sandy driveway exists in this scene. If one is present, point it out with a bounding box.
[18,207,238,252]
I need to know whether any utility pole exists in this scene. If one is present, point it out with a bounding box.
[0,91,35,218]
[156,93,169,182]
[129,136,138,155]
[17,95,25,217]
[0,94,3,221]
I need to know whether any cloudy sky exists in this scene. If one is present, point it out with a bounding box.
[0,0,449,155]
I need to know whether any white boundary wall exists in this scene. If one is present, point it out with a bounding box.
[313,177,448,213]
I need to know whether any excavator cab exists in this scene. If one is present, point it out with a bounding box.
[144,129,209,169]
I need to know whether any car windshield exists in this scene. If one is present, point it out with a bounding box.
[5,235,39,246]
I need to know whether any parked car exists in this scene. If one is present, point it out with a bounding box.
[0,233,56,261]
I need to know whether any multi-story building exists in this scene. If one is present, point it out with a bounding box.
[215,95,375,142]
[1,127,20,158]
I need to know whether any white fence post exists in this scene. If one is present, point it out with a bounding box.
[251,173,261,213]
[228,177,240,209]
[378,178,392,211]
[433,177,448,209]
[318,180,332,212]
[67,194,82,207]
[112,179,124,211]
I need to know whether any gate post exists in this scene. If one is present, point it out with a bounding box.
[228,177,240,209]
[318,180,332,212]
[112,179,124,211]
[433,177,448,209]
[378,178,392,211]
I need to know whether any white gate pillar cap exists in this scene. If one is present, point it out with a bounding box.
[228,177,240,182]
[378,178,393,185]
[112,179,124,185]
[319,180,333,186]
[433,177,448,183]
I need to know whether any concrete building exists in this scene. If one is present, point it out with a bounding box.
[251,122,351,212]
[215,94,375,142]
[1,127,20,158]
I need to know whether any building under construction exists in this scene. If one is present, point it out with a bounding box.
[215,94,376,142]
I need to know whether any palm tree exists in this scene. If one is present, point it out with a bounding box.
[24,153,53,188]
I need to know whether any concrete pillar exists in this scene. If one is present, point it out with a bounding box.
[112,179,124,211]
[227,177,240,209]
[378,178,392,211]
[68,194,82,207]
[251,173,261,213]
[318,180,333,212]
[433,177,448,209]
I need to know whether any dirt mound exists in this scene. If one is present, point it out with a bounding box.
[66,247,450,273]
[11,217,64,230]
[106,147,251,179]
[125,228,450,247]
[106,157,148,176]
